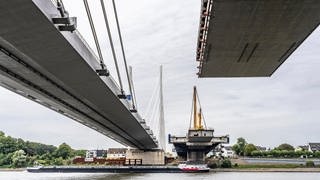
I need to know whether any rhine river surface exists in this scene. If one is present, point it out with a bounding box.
[0,172,320,180]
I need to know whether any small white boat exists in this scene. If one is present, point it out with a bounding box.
[178,164,210,172]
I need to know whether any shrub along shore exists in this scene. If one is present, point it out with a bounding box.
[0,131,86,168]
[212,168,320,172]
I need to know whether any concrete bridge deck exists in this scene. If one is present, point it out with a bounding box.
[197,0,320,77]
[0,0,157,149]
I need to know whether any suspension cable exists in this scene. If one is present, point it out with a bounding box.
[146,84,160,126]
[144,78,159,119]
[111,0,135,108]
[83,0,106,70]
[149,96,160,132]
[56,0,67,17]
[196,89,207,129]
[146,89,159,124]
[100,0,124,93]
[129,66,138,109]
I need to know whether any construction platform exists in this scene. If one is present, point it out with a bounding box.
[169,86,229,163]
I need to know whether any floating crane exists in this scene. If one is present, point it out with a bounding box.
[169,86,229,165]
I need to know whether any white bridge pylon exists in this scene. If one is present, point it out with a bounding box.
[143,66,166,151]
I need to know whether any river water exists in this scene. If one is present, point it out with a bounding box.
[0,172,320,180]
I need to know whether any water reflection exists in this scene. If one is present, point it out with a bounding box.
[0,172,320,180]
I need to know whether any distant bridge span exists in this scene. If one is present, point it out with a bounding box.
[0,0,158,149]
[197,0,320,77]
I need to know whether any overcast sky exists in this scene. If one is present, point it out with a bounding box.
[0,0,320,150]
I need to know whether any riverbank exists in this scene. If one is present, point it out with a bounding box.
[2,167,320,173]
[0,168,25,172]
[213,168,320,173]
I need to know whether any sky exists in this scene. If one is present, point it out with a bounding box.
[0,0,320,150]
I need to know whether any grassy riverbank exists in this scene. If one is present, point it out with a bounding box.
[235,164,312,169]
[0,168,25,172]
[213,168,320,172]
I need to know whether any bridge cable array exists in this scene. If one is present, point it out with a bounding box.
[111,0,137,110]
[143,66,166,150]
[129,66,138,110]
[100,0,124,96]
[82,0,137,110]
[83,0,107,71]
[144,78,160,146]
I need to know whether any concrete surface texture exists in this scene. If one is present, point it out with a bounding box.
[0,0,157,149]
[197,0,320,77]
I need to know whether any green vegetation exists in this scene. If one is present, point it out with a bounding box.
[244,144,257,156]
[207,159,232,169]
[0,131,85,168]
[210,137,320,169]
[250,149,320,158]
[11,150,27,168]
[220,159,232,168]
[276,143,294,151]
[207,158,320,169]
[232,138,260,156]
[306,161,315,167]
[232,137,246,156]
[235,164,303,169]
[232,137,320,158]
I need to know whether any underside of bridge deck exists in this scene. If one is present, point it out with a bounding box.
[196,0,320,77]
[0,0,157,149]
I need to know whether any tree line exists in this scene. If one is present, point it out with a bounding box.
[232,137,320,158]
[0,131,86,168]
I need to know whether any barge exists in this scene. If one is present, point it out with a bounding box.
[27,165,209,173]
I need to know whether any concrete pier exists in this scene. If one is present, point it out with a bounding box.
[169,130,229,163]
[126,149,165,165]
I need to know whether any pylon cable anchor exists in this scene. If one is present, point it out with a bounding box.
[52,0,77,32]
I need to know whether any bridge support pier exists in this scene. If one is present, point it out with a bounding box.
[187,150,206,163]
[125,149,165,165]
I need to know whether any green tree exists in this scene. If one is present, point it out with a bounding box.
[314,151,320,158]
[52,157,64,165]
[0,132,90,167]
[220,159,232,168]
[11,150,27,168]
[277,143,294,151]
[74,150,86,157]
[232,137,247,156]
[0,135,18,154]
[53,143,73,159]
[0,153,13,166]
[0,153,6,166]
[232,144,240,155]
[271,150,282,157]
[251,150,262,157]
[244,144,257,156]
[26,155,37,167]
[23,141,56,156]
